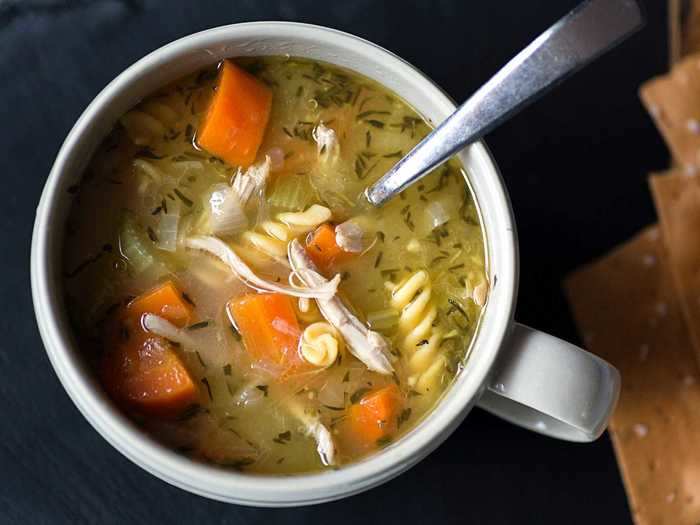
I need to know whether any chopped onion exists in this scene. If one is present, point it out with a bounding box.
[313,122,339,158]
[156,213,180,252]
[133,159,163,183]
[425,200,450,229]
[265,147,285,172]
[235,382,266,408]
[318,380,346,407]
[209,184,248,236]
[367,308,399,332]
[185,235,341,300]
[335,220,364,253]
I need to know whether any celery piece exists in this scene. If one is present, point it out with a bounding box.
[119,216,155,274]
[367,308,399,332]
[267,174,314,211]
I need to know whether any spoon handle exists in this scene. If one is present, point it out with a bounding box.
[365,0,644,206]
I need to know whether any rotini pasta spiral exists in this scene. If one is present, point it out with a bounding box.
[120,100,181,146]
[300,322,343,368]
[387,270,447,394]
[241,204,331,263]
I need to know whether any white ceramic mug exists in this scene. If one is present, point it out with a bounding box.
[31,22,620,507]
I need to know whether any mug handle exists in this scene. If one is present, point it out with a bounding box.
[475,323,620,442]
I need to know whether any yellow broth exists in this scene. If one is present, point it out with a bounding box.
[63,57,487,474]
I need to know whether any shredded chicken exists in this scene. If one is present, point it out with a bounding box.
[145,313,335,464]
[334,220,364,253]
[186,236,340,300]
[142,314,198,349]
[288,239,394,375]
[286,398,336,466]
[232,156,270,204]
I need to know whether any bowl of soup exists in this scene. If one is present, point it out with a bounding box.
[31,22,618,506]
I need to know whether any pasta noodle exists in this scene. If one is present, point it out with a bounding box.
[387,270,446,394]
[120,100,180,146]
[300,322,344,368]
[241,204,331,264]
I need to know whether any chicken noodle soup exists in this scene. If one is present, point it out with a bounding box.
[63,57,487,473]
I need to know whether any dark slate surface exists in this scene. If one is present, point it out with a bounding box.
[1,0,669,523]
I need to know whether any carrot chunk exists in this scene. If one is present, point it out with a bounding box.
[102,338,198,418]
[347,384,403,446]
[197,60,272,168]
[126,280,194,327]
[101,280,198,417]
[305,223,351,273]
[227,293,304,375]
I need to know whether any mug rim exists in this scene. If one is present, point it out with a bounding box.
[31,21,518,506]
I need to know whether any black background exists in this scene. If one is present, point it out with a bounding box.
[1,0,669,523]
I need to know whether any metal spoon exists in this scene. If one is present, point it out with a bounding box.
[365,0,645,206]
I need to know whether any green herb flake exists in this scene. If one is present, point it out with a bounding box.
[220,457,256,470]
[181,292,196,306]
[382,150,403,159]
[273,430,292,444]
[201,378,213,401]
[185,124,194,143]
[173,188,194,207]
[366,119,385,129]
[397,408,412,428]
[350,387,371,404]
[223,364,232,376]
[195,351,207,368]
[177,404,202,422]
[374,251,383,268]
[146,227,158,243]
[229,324,242,341]
[447,298,469,321]
[376,436,392,448]
[65,252,103,278]
[187,320,210,331]
[356,110,390,120]
[135,147,163,160]
[256,385,269,397]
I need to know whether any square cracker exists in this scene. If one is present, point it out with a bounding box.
[670,0,700,62]
[565,226,700,525]
[640,54,700,169]
[649,169,700,367]
[682,1,700,59]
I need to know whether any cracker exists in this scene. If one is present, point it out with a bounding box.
[649,169,700,367]
[682,1,700,58]
[670,0,700,60]
[670,0,683,64]
[640,54,700,168]
[565,226,700,525]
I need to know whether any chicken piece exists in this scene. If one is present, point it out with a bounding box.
[232,156,271,204]
[288,239,394,375]
[185,236,340,300]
